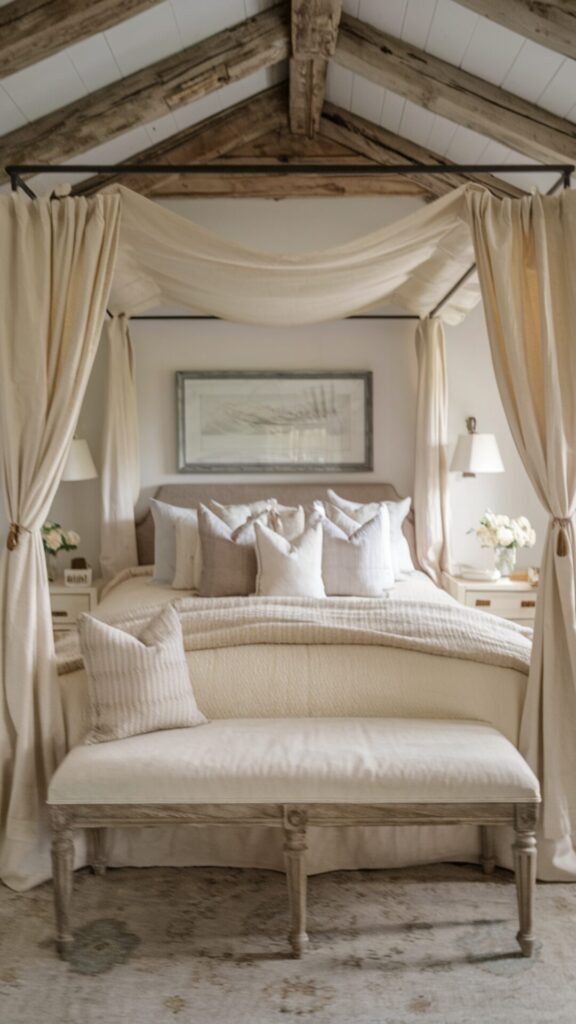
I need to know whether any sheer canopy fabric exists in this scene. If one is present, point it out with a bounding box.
[0,194,120,890]
[467,187,576,879]
[105,183,480,325]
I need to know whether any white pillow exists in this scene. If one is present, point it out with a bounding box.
[208,498,273,531]
[172,517,202,591]
[322,505,394,595]
[254,520,325,598]
[326,490,414,577]
[150,499,198,585]
[269,503,306,541]
[79,604,207,744]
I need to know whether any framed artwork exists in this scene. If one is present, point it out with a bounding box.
[176,371,373,473]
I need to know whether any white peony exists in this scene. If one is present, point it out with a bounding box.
[476,525,496,548]
[496,526,514,547]
[65,530,80,548]
[44,529,62,553]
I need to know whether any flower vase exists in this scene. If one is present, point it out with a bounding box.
[45,552,58,582]
[494,546,516,577]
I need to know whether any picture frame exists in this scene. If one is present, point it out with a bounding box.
[176,371,373,473]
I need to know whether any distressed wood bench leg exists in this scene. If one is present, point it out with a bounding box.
[283,808,309,959]
[51,826,75,960]
[480,825,496,875]
[513,805,538,958]
[89,828,108,876]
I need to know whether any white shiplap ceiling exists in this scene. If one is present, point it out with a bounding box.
[1,0,575,195]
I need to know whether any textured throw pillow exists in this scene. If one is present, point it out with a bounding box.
[269,503,306,541]
[198,504,266,596]
[150,499,198,584]
[208,498,272,531]
[322,506,395,596]
[79,604,206,744]
[172,517,202,591]
[326,490,414,577]
[254,520,325,598]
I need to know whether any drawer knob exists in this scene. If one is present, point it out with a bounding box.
[52,610,69,618]
[475,599,491,607]
[521,600,536,608]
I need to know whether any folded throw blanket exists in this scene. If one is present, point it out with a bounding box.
[55,594,532,677]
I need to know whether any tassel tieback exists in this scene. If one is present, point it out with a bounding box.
[6,523,32,551]
[553,517,573,557]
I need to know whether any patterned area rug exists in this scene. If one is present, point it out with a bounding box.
[1,863,575,1023]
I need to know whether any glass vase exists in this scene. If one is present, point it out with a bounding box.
[494,545,517,578]
[45,552,58,582]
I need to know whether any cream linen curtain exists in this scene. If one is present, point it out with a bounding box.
[467,188,576,878]
[100,316,140,580]
[107,183,480,325]
[0,194,120,890]
[414,318,451,583]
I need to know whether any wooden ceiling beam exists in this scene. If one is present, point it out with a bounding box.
[73,85,289,195]
[455,1,576,62]
[0,5,289,184]
[289,0,342,136]
[0,0,165,77]
[320,103,527,200]
[336,12,576,165]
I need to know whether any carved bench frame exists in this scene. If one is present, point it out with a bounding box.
[49,800,538,961]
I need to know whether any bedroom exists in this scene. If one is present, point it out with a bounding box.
[0,2,575,1022]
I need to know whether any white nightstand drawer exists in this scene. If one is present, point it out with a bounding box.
[51,592,92,627]
[464,590,537,620]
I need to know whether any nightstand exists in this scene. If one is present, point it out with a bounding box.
[442,573,537,625]
[49,582,99,633]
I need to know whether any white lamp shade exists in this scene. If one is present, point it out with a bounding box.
[61,439,98,481]
[450,432,504,474]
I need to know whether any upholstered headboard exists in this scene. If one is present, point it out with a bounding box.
[134,481,412,565]
[136,483,417,567]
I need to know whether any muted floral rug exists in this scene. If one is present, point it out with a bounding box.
[1,863,576,1024]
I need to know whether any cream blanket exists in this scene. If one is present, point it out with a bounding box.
[56,594,532,677]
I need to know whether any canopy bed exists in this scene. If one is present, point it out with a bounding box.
[0,176,575,894]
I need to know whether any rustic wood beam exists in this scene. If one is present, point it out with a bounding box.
[290,0,342,136]
[0,5,289,184]
[320,103,527,200]
[336,12,576,165]
[455,0,576,62]
[146,124,424,197]
[73,85,288,195]
[0,0,165,77]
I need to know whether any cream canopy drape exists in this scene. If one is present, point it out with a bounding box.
[467,188,576,879]
[0,194,120,890]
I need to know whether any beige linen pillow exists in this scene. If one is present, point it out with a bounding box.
[208,498,272,530]
[269,503,306,541]
[198,504,266,596]
[172,517,202,591]
[254,520,325,598]
[79,604,206,744]
[150,500,198,584]
[326,489,413,577]
[322,506,395,595]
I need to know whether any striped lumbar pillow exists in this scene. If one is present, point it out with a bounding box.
[79,604,207,744]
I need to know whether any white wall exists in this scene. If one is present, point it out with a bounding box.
[0,194,547,574]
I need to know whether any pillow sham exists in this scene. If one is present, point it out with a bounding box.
[198,505,266,597]
[150,499,198,585]
[326,489,414,576]
[322,507,395,596]
[79,604,206,744]
[269,503,306,541]
[208,498,272,531]
[172,517,202,591]
[254,520,325,598]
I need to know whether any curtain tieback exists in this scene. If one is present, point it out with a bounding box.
[553,517,572,557]
[6,523,32,551]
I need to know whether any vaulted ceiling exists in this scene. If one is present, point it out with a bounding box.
[0,0,575,200]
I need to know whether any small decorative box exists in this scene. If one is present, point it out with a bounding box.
[64,568,92,587]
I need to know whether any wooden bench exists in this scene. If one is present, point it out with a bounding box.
[47,717,540,960]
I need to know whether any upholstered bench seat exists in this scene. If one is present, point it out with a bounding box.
[47,717,540,963]
[48,717,539,806]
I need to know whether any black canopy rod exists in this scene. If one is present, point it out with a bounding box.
[8,161,573,318]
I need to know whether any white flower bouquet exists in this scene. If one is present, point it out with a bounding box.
[472,510,536,577]
[474,511,536,551]
[41,522,80,556]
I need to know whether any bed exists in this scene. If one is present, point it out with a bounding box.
[56,483,531,875]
